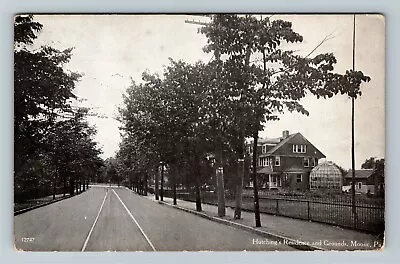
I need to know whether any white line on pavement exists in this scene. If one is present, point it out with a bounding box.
[81,190,108,251]
[112,189,157,251]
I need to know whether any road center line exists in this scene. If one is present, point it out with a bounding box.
[112,189,157,251]
[81,189,108,252]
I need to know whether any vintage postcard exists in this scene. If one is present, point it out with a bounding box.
[14,14,385,251]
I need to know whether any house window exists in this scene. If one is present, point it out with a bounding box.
[296,174,302,183]
[311,157,316,167]
[303,157,309,167]
[293,144,307,153]
[262,145,266,154]
[259,157,269,167]
[315,158,318,166]
[275,156,280,166]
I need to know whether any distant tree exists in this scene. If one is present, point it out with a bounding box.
[335,164,348,177]
[334,164,348,185]
[118,60,216,209]
[46,108,103,196]
[361,157,378,169]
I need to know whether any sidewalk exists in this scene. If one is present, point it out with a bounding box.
[145,194,383,251]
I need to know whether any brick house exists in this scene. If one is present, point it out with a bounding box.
[246,130,326,191]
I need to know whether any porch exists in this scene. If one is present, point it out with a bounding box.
[256,167,282,190]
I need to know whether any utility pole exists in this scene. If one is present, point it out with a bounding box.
[185,15,226,217]
[351,14,358,229]
[234,38,252,220]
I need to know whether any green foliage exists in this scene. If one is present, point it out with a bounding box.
[361,157,385,170]
[14,15,43,46]
[118,59,220,190]
[14,15,82,170]
[200,14,371,134]
[116,14,371,202]
[14,15,103,201]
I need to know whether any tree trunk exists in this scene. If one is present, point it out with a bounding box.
[63,173,67,197]
[172,165,177,205]
[70,178,75,196]
[195,177,202,211]
[160,164,164,201]
[234,159,244,219]
[144,173,148,196]
[234,137,245,219]
[155,167,159,200]
[83,177,86,191]
[216,147,225,217]
[53,171,57,200]
[195,161,202,212]
[252,130,261,227]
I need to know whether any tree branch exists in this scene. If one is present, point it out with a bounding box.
[269,32,336,77]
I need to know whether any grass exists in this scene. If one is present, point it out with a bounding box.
[174,191,384,234]
[14,193,70,212]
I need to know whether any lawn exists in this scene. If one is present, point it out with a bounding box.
[175,191,384,234]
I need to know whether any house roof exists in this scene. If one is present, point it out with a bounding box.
[257,167,278,174]
[264,132,325,158]
[345,169,374,179]
[264,133,297,155]
[284,165,311,173]
[366,169,385,184]
[258,137,281,144]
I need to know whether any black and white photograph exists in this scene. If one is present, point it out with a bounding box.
[13,14,385,252]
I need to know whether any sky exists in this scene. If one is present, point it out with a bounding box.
[32,14,385,170]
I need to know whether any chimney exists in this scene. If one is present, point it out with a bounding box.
[282,130,289,139]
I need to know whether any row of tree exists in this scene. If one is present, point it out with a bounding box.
[116,15,370,226]
[14,15,104,202]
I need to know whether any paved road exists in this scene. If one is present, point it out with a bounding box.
[14,187,295,251]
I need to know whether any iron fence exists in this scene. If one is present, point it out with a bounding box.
[163,189,384,234]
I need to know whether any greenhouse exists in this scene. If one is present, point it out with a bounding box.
[309,161,342,190]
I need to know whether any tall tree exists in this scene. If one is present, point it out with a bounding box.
[14,15,82,184]
[118,59,216,210]
[14,15,104,202]
[200,14,370,224]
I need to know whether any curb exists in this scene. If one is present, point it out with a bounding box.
[14,190,87,216]
[156,200,325,251]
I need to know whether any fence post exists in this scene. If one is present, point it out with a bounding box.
[307,201,310,220]
[276,199,279,215]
